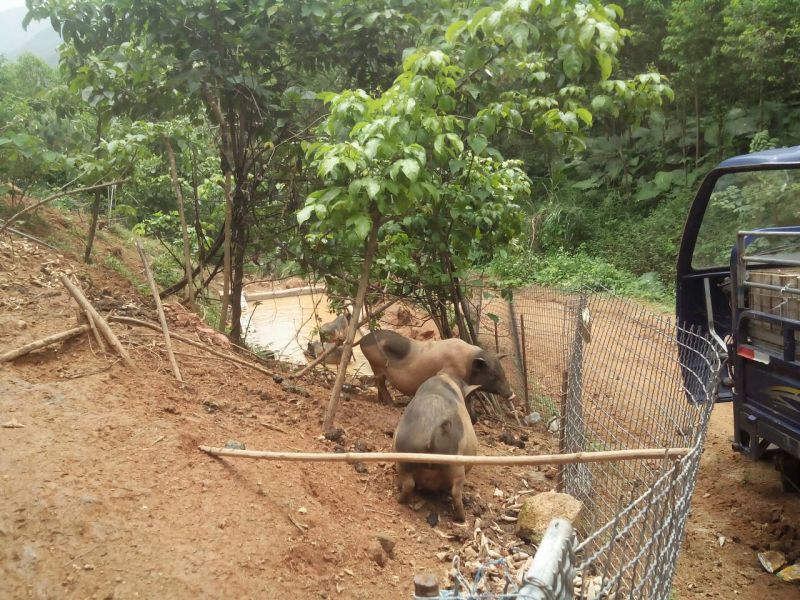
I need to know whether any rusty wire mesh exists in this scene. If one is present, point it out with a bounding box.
[429,287,719,600]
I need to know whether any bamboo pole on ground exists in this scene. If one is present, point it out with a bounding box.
[291,297,399,378]
[109,316,277,378]
[0,325,90,362]
[198,446,690,466]
[59,274,134,369]
[135,240,182,382]
[83,309,105,349]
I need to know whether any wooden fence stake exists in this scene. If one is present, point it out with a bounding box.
[198,446,691,466]
[59,274,134,369]
[0,325,90,362]
[519,314,530,412]
[135,240,182,382]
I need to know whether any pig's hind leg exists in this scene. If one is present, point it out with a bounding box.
[450,467,467,522]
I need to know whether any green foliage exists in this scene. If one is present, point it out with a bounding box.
[490,247,671,305]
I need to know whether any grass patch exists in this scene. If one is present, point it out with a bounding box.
[104,254,148,295]
[490,247,672,308]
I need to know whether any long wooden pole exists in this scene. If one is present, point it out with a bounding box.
[59,274,135,369]
[322,213,380,431]
[0,325,90,362]
[109,316,277,378]
[135,240,182,382]
[199,446,690,466]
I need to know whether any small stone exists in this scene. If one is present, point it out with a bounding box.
[15,319,28,329]
[366,541,387,567]
[776,563,800,583]
[547,417,560,434]
[333,444,346,453]
[758,550,787,574]
[544,466,557,480]
[272,374,284,384]
[435,551,448,561]
[426,511,439,527]
[353,462,368,474]
[524,411,542,425]
[259,392,270,401]
[1,418,24,428]
[324,428,345,442]
[354,439,371,452]
[516,491,583,544]
[224,440,246,450]
[376,534,396,556]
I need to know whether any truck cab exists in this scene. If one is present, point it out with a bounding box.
[677,146,800,490]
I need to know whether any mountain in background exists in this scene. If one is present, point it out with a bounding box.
[0,6,60,66]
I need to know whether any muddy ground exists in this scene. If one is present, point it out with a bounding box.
[1,214,799,599]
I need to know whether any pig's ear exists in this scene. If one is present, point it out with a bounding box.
[462,384,482,399]
[497,353,508,360]
[472,356,488,372]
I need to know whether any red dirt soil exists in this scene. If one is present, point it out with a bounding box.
[1,211,799,599]
[0,226,554,599]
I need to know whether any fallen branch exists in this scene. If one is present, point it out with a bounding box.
[0,325,90,362]
[198,446,690,466]
[109,315,277,378]
[5,226,61,251]
[0,179,128,235]
[59,274,135,369]
[291,297,399,378]
[136,240,182,382]
[82,307,105,349]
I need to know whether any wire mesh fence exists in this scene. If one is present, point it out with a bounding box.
[425,287,719,599]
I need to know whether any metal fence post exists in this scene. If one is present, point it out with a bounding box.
[517,518,576,600]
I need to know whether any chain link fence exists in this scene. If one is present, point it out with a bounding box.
[423,287,719,599]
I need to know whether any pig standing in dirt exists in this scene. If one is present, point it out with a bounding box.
[319,309,350,344]
[305,340,347,365]
[359,330,515,405]
[392,373,481,521]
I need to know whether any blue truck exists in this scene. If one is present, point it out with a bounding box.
[677,145,800,490]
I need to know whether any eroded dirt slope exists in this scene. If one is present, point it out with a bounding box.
[0,227,554,599]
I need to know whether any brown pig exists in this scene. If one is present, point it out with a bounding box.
[358,330,515,404]
[305,341,349,365]
[393,373,481,521]
[319,309,350,344]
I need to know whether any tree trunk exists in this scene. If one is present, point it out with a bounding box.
[190,147,206,266]
[159,225,224,299]
[322,211,380,431]
[164,137,195,309]
[218,172,233,333]
[84,113,105,263]
[228,187,249,344]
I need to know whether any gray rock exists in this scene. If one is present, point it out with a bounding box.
[524,411,542,425]
[224,440,246,450]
